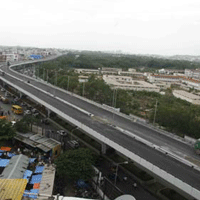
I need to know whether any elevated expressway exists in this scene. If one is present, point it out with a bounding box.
[1,58,200,199]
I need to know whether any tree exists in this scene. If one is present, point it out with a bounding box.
[15,115,39,132]
[55,148,95,181]
[0,119,16,140]
[15,119,29,133]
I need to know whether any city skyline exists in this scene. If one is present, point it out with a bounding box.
[1,0,200,56]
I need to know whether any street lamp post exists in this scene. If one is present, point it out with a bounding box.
[67,76,70,91]
[114,161,128,186]
[83,82,85,96]
[112,89,117,120]
[153,100,158,126]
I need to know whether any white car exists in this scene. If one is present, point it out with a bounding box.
[1,88,5,92]
[5,93,11,97]
[24,110,31,115]
[57,130,67,136]
[31,108,37,113]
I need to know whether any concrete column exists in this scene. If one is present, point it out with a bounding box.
[19,92,23,98]
[101,143,108,154]
[47,109,51,118]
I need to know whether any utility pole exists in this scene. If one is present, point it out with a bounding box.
[67,76,70,91]
[83,82,85,96]
[55,71,57,86]
[114,89,117,108]
[153,100,158,126]
[47,69,48,82]
[112,89,116,107]
[43,68,45,80]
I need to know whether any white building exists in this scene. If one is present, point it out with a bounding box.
[74,69,99,74]
[103,75,159,92]
[158,69,184,75]
[78,75,89,83]
[148,74,182,83]
[182,77,200,90]
[185,69,200,79]
[173,90,200,105]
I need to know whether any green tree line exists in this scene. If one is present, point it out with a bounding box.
[35,55,200,139]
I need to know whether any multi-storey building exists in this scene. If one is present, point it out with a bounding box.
[185,69,200,79]
[148,74,182,83]
[173,90,200,105]
[103,75,159,92]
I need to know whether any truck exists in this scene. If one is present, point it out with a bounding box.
[194,139,200,154]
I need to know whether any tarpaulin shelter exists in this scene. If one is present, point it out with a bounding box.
[0,147,11,151]
[30,174,42,184]
[33,183,40,189]
[0,155,29,179]
[0,179,27,200]
[0,159,9,167]
[34,165,44,174]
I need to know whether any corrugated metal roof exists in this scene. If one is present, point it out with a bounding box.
[0,154,29,179]
[15,133,61,153]
[0,179,27,200]
[38,164,56,199]
[36,144,51,152]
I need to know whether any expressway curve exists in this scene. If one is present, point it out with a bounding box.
[1,57,200,195]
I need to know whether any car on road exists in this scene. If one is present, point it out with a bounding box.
[33,112,39,117]
[5,93,11,97]
[31,108,37,113]
[57,130,67,136]
[1,88,5,92]
[41,118,50,125]
[24,110,31,115]
[20,102,27,106]
[68,140,79,148]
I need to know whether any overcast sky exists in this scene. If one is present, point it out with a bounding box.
[1,0,200,55]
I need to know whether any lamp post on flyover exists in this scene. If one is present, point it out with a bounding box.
[114,161,128,186]
[67,76,70,91]
[153,99,158,126]
[112,89,117,120]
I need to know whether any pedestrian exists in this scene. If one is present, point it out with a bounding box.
[123,176,127,181]
[8,110,10,115]
[133,182,137,189]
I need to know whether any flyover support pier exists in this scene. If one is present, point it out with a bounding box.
[101,143,108,154]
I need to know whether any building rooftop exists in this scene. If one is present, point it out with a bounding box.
[173,90,200,100]
[38,164,56,199]
[15,133,61,152]
[0,154,29,179]
[0,179,27,200]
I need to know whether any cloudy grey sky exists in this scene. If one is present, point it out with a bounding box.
[1,0,200,55]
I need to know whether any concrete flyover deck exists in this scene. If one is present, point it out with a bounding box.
[0,58,200,199]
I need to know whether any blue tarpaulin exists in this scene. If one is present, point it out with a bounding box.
[0,150,5,153]
[29,189,39,199]
[77,179,89,189]
[34,165,44,174]
[23,170,33,181]
[0,159,9,167]
[29,158,36,164]
[30,174,42,184]
[23,189,39,199]
[7,153,16,158]
[0,153,2,156]
[23,190,30,197]
[29,55,43,60]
